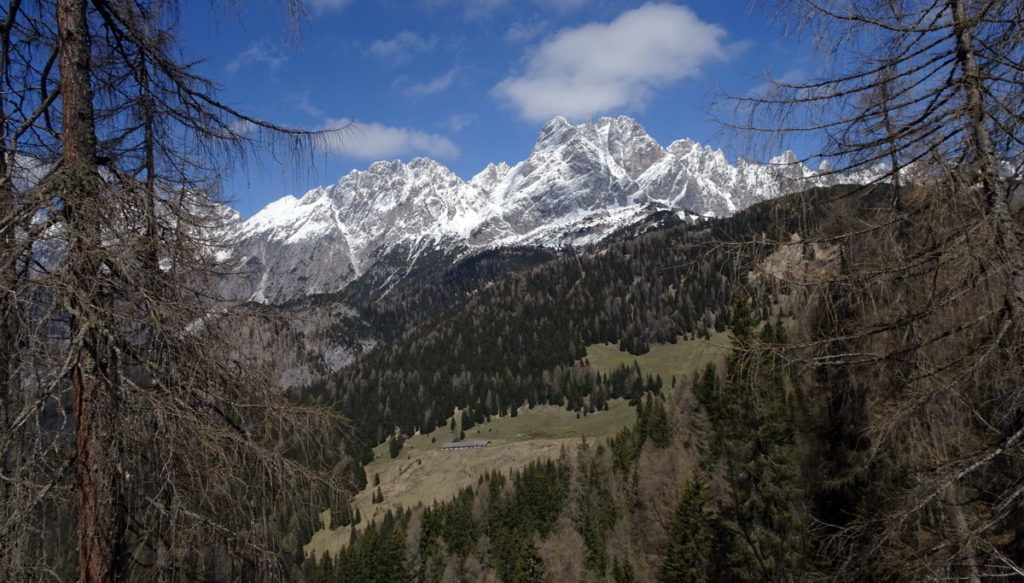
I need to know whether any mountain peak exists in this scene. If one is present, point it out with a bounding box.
[536,116,575,146]
[407,157,446,171]
[542,115,572,130]
[769,150,800,166]
[224,115,843,304]
[365,159,406,175]
[596,115,644,131]
[469,162,513,196]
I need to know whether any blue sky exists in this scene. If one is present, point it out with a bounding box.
[179,1,812,217]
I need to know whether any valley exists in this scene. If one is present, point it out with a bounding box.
[305,332,732,561]
[6,1,1023,580]
[307,401,633,559]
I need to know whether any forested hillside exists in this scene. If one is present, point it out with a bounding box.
[292,183,824,577]
[227,245,561,390]
[6,0,1022,579]
[299,185,856,451]
[300,178,1024,581]
[306,290,804,582]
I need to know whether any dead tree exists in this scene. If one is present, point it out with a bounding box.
[1,0,351,580]
[726,1,1024,580]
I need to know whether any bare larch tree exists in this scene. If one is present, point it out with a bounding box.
[729,0,1024,580]
[1,0,352,581]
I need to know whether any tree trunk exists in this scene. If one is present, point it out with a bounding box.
[140,54,160,273]
[58,0,96,167]
[950,0,1024,324]
[57,0,119,580]
[1,1,28,575]
[0,98,23,582]
[945,485,982,583]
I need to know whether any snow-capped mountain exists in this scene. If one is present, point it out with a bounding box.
[217,116,843,304]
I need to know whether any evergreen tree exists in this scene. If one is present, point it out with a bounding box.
[660,479,712,583]
[647,396,672,448]
[317,552,334,583]
[388,435,404,459]
[712,302,806,581]
[727,289,757,350]
[636,395,650,445]
[613,558,636,583]
[694,363,720,418]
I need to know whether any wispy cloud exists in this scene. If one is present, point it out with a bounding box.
[545,0,589,10]
[408,69,458,97]
[462,0,512,19]
[226,41,287,74]
[504,20,548,43]
[417,0,589,19]
[368,31,436,62]
[493,3,737,121]
[306,0,354,13]
[748,69,807,98]
[454,0,589,19]
[320,118,460,159]
[229,119,257,136]
[293,93,324,117]
[445,113,478,133]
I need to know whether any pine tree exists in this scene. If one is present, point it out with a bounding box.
[461,408,476,431]
[612,557,636,583]
[636,394,650,445]
[727,289,757,350]
[661,479,712,583]
[648,396,672,448]
[317,551,335,583]
[388,435,404,459]
[713,305,805,581]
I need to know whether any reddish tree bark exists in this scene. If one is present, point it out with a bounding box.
[57,0,118,580]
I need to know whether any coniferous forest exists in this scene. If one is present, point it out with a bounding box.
[2,1,1024,582]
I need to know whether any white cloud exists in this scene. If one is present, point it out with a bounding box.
[289,93,324,117]
[546,0,589,9]
[229,119,257,137]
[408,69,458,97]
[456,0,589,19]
[320,118,460,159]
[368,32,436,62]
[306,0,353,12]
[493,3,733,121]
[226,41,287,74]
[504,20,548,43]
[749,69,807,98]
[445,113,478,133]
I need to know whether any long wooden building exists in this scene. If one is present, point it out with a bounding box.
[440,440,491,451]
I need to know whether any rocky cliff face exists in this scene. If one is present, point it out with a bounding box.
[217,116,849,304]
